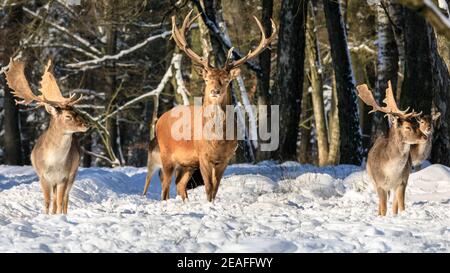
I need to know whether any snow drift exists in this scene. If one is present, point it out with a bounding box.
[0,162,449,253]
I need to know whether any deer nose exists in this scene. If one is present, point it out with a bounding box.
[211,89,220,96]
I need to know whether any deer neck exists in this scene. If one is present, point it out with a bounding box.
[200,88,234,145]
[43,119,73,160]
[387,128,411,157]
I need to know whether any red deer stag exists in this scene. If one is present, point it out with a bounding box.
[4,59,88,214]
[143,10,277,202]
[357,81,427,216]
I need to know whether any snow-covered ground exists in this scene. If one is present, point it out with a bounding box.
[0,161,449,253]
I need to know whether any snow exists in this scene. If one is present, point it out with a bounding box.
[0,162,449,253]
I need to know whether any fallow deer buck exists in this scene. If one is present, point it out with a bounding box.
[410,109,441,168]
[356,81,427,216]
[143,10,276,202]
[4,59,88,214]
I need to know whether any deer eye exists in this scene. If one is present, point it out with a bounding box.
[405,126,411,131]
[65,115,73,120]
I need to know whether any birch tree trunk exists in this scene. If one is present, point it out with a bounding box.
[307,1,329,166]
[323,0,362,165]
[372,3,399,137]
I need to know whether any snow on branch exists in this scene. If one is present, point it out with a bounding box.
[397,0,450,39]
[66,31,172,70]
[172,54,190,105]
[98,53,176,122]
[27,43,99,59]
[23,7,102,56]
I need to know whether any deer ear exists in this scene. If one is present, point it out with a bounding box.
[388,114,399,127]
[229,67,241,80]
[44,104,58,116]
[432,111,441,128]
[432,111,441,121]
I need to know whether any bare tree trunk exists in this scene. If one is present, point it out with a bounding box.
[0,5,23,165]
[399,8,450,166]
[273,0,308,161]
[307,1,328,166]
[372,3,399,138]
[258,0,273,107]
[104,0,120,166]
[430,29,450,166]
[256,0,274,161]
[400,8,433,112]
[323,0,362,165]
[298,77,313,164]
[327,73,340,165]
[82,133,92,167]
[203,0,226,66]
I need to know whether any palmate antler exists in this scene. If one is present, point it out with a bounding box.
[4,58,82,108]
[356,80,422,120]
[172,9,277,71]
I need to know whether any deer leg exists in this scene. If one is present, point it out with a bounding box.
[396,183,407,212]
[55,183,66,214]
[143,158,157,196]
[51,185,57,214]
[377,187,388,216]
[161,164,174,201]
[212,165,226,200]
[392,188,399,215]
[176,168,194,201]
[63,180,74,214]
[199,162,213,202]
[39,179,51,214]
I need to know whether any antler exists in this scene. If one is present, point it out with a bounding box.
[356,80,422,119]
[4,58,41,105]
[356,84,391,114]
[223,16,277,71]
[382,81,421,119]
[172,10,210,68]
[4,58,82,108]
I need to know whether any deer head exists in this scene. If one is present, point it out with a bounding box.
[356,81,427,145]
[4,58,89,134]
[417,110,441,137]
[171,10,277,106]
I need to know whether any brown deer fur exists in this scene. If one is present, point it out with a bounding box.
[4,59,88,214]
[143,11,276,201]
[357,82,427,216]
[410,112,441,167]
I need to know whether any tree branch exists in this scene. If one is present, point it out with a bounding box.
[397,0,450,39]
[66,30,172,70]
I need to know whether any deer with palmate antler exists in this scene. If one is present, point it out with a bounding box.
[142,10,277,202]
[357,81,427,216]
[4,59,88,214]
